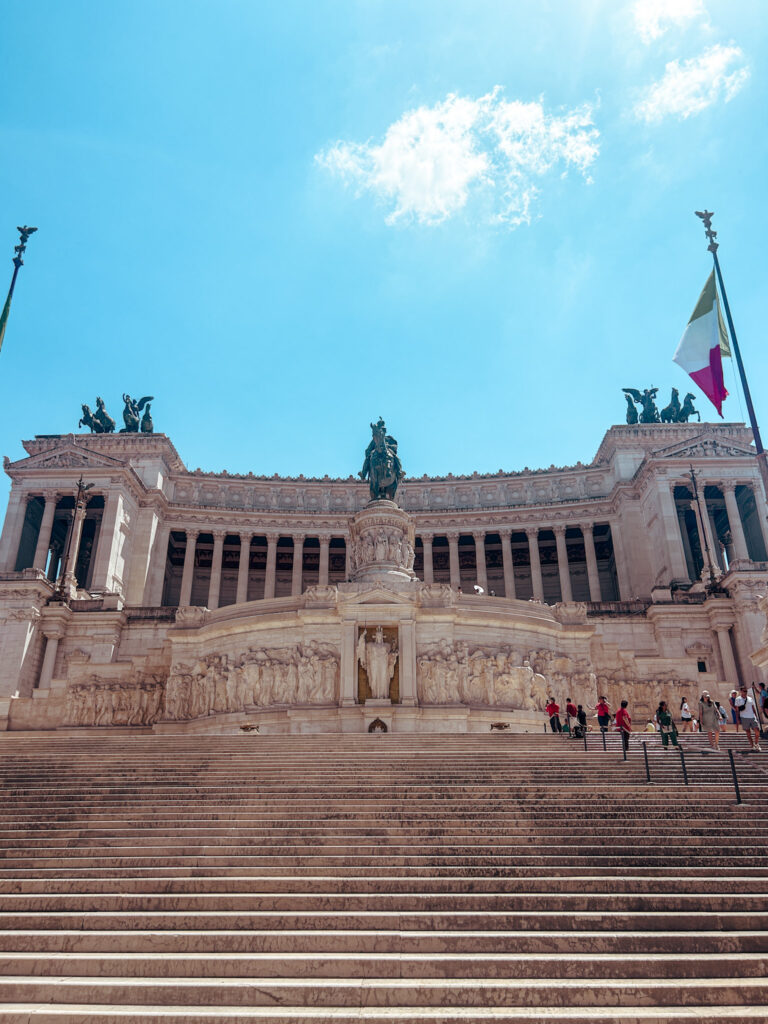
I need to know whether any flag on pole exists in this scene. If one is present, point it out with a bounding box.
[673,270,731,416]
[0,287,13,355]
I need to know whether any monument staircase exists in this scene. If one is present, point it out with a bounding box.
[0,731,766,1022]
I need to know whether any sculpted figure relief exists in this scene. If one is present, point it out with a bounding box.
[162,643,340,721]
[357,627,398,700]
[65,678,164,728]
[417,642,556,709]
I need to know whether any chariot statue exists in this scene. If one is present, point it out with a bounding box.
[359,417,404,502]
[120,394,154,433]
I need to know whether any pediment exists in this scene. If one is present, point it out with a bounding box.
[7,443,127,473]
[338,583,418,607]
[652,432,756,461]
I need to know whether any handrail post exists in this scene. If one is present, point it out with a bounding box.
[642,740,651,783]
[622,732,628,761]
[728,748,743,805]
[679,745,689,785]
[583,730,588,752]
[601,728,607,752]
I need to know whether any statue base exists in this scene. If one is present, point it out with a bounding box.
[348,500,416,583]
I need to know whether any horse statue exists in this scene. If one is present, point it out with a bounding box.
[79,404,102,433]
[79,397,116,434]
[359,417,404,502]
[660,388,681,423]
[622,387,660,424]
[678,393,701,423]
[120,393,154,433]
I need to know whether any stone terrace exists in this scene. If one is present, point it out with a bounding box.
[0,731,766,1022]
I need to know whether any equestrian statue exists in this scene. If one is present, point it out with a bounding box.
[359,417,405,502]
[623,387,700,425]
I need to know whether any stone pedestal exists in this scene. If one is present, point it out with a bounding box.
[348,501,416,583]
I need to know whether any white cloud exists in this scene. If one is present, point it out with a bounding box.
[634,43,749,122]
[316,89,599,227]
[632,0,706,44]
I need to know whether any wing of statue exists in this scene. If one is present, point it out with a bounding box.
[136,396,154,411]
[622,388,643,402]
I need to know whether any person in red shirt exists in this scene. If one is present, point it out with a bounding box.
[545,698,562,733]
[595,696,611,733]
[565,697,578,724]
[615,700,632,753]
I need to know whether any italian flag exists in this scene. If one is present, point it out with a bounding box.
[673,270,731,417]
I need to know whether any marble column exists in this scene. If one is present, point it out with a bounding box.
[0,489,29,571]
[553,526,573,603]
[319,537,330,586]
[447,532,461,588]
[345,541,352,581]
[608,520,630,600]
[499,529,516,600]
[179,529,199,606]
[264,533,279,599]
[207,529,226,610]
[90,492,122,593]
[291,535,304,596]
[714,626,740,685]
[748,484,768,557]
[473,532,488,592]
[582,523,602,602]
[236,534,251,604]
[526,528,544,601]
[38,629,63,690]
[146,522,171,606]
[421,534,434,584]
[693,491,719,575]
[659,480,690,580]
[32,492,58,571]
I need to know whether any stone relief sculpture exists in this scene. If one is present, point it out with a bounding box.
[417,642,548,709]
[65,678,165,727]
[349,528,415,574]
[357,627,398,700]
[163,643,339,721]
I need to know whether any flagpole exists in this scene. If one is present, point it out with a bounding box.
[0,226,37,356]
[695,210,768,497]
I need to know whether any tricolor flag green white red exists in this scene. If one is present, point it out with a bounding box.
[673,270,731,417]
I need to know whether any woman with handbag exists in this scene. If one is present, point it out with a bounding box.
[698,691,721,751]
[655,701,679,749]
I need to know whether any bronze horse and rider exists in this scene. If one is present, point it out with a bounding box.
[359,418,405,502]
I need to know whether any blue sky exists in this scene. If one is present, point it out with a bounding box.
[0,0,766,511]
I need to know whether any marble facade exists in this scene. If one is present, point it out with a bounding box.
[1,422,767,733]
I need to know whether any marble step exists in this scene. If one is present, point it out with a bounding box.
[2,1006,766,1023]
[1,975,767,1008]
[3,874,768,895]
[3,910,766,932]
[2,928,765,955]
[2,951,767,980]
[3,892,767,914]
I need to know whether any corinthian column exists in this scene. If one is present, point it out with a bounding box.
[553,526,573,603]
[473,532,488,591]
[319,536,330,586]
[207,530,226,610]
[447,532,461,588]
[179,529,199,606]
[291,535,304,596]
[32,492,58,571]
[500,529,516,599]
[236,534,251,604]
[722,484,748,561]
[420,534,434,584]
[526,528,544,601]
[582,522,602,602]
[264,533,279,599]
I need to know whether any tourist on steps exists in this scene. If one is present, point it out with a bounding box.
[715,701,728,731]
[615,700,632,753]
[735,686,762,752]
[595,695,611,733]
[680,697,694,732]
[729,690,740,732]
[698,692,721,751]
[545,697,562,733]
[655,701,679,749]
[573,704,588,739]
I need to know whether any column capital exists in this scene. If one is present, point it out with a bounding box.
[446,530,460,542]
[211,528,227,542]
[552,523,567,536]
[319,535,331,547]
[525,526,539,539]
[266,532,280,544]
[420,532,434,543]
[580,521,594,534]
[185,527,200,541]
[292,533,305,544]
[472,530,486,543]
[240,531,252,543]
[40,489,59,503]
[721,480,738,494]
[498,527,512,539]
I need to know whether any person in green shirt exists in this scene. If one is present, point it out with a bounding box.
[655,701,679,748]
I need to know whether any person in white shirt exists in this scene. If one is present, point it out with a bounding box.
[735,686,762,752]
[680,697,694,732]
